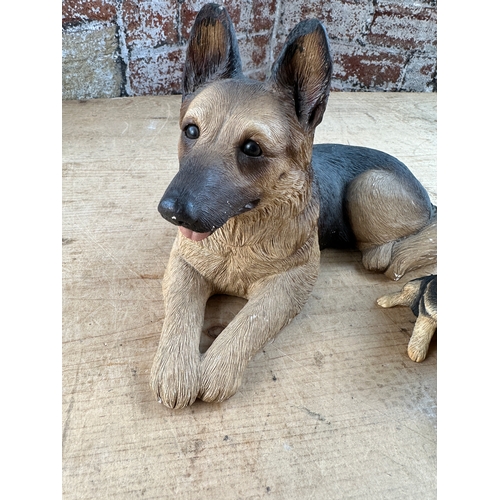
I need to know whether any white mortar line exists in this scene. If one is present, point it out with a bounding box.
[116,1,133,96]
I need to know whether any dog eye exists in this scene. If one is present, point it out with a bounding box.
[241,140,262,157]
[184,124,200,139]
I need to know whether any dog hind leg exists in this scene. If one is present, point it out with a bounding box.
[384,217,437,280]
[346,169,436,280]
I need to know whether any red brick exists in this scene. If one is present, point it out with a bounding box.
[63,0,437,96]
[399,54,436,92]
[62,0,117,25]
[367,2,437,51]
[234,0,277,34]
[180,0,277,41]
[179,0,209,41]
[331,44,406,91]
[278,0,372,45]
[122,0,178,49]
[129,48,185,95]
[238,33,272,78]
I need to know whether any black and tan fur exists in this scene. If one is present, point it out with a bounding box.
[377,275,437,362]
[150,4,437,408]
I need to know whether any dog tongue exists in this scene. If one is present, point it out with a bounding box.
[179,226,211,241]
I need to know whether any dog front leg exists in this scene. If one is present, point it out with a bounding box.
[150,250,211,409]
[407,314,437,362]
[199,264,318,403]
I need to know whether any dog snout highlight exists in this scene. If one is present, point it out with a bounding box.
[158,194,183,225]
[158,190,206,232]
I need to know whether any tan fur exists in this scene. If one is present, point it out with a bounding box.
[386,220,437,281]
[346,169,437,280]
[407,315,436,362]
[377,278,437,362]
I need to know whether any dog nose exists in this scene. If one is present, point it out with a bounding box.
[158,195,199,230]
[158,196,182,225]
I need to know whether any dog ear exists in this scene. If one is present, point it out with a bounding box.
[182,3,243,99]
[270,19,332,130]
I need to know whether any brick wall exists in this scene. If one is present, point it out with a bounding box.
[62,0,436,99]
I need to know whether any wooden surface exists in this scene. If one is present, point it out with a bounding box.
[62,93,437,499]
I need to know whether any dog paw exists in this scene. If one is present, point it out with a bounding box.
[150,351,201,409]
[407,338,429,363]
[376,295,393,308]
[198,346,246,403]
[406,315,436,363]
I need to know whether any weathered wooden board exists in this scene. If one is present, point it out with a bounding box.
[62,93,436,499]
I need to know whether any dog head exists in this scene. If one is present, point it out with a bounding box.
[158,3,332,241]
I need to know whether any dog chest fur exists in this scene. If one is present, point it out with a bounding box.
[175,204,321,299]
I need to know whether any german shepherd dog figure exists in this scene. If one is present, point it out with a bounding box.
[151,3,437,408]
